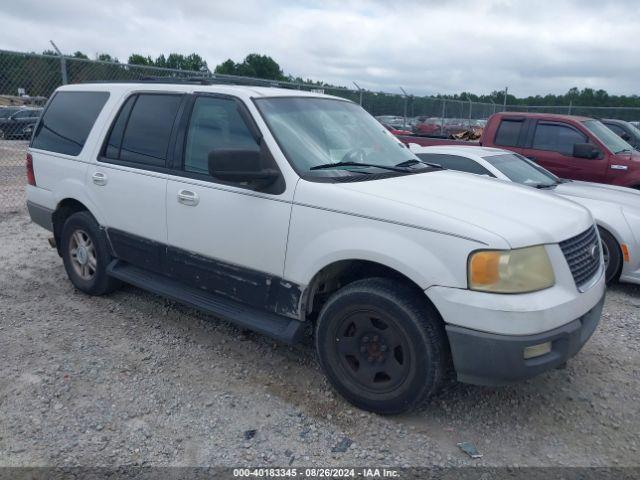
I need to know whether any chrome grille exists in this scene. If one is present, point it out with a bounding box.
[559,226,601,288]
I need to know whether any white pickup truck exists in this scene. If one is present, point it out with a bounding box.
[26,83,605,414]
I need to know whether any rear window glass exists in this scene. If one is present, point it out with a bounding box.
[494,119,523,147]
[103,93,182,167]
[31,91,109,156]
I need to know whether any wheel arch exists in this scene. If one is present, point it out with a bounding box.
[52,198,97,255]
[299,258,442,325]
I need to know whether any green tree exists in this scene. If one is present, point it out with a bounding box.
[214,59,238,75]
[214,54,284,80]
[96,53,118,63]
[128,53,154,66]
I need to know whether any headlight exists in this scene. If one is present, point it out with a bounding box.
[468,245,555,293]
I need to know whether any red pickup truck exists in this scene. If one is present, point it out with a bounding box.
[398,112,640,188]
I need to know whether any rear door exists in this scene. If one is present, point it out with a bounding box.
[520,120,608,182]
[490,116,526,155]
[87,92,186,272]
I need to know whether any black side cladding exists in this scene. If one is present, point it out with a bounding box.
[106,228,302,319]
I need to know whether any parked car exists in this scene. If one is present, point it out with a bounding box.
[382,123,413,135]
[409,144,640,285]
[26,83,605,414]
[0,106,23,120]
[398,112,640,189]
[601,118,640,150]
[374,115,407,129]
[0,107,43,139]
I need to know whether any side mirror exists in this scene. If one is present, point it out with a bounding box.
[208,148,279,190]
[621,132,631,141]
[573,143,600,159]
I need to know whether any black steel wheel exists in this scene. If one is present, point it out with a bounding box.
[315,278,449,414]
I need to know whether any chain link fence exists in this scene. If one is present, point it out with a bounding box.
[2,48,640,213]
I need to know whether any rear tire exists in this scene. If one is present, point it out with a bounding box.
[314,278,449,414]
[61,211,121,295]
[598,227,621,285]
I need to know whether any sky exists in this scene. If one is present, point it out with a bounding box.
[1,0,639,97]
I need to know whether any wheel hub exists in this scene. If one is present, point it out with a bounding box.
[360,333,388,364]
[76,245,88,265]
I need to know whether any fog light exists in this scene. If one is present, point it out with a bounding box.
[523,342,552,359]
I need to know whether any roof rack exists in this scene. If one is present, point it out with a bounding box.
[81,75,288,88]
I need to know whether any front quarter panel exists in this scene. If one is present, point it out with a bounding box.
[557,194,640,278]
[284,202,484,291]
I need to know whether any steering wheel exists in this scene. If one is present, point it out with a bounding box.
[341,148,367,164]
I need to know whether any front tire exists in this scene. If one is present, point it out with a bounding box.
[598,227,622,285]
[315,278,449,414]
[61,211,120,295]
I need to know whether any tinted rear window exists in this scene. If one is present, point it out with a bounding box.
[103,93,182,167]
[31,91,109,156]
[494,119,523,147]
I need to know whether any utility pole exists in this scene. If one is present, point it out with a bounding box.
[353,81,363,106]
[503,86,508,112]
[50,40,68,85]
[400,86,409,129]
[568,100,573,115]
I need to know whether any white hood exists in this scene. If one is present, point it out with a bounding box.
[296,171,594,249]
[554,180,640,211]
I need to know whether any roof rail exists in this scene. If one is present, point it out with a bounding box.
[80,75,288,88]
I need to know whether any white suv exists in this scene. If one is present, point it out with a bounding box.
[26,83,606,414]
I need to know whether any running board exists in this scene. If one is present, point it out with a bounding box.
[107,260,304,344]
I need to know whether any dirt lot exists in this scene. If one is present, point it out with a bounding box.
[0,210,639,468]
[0,140,27,214]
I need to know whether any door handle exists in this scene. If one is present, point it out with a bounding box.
[92,172,107,186]
[177,189,199,206]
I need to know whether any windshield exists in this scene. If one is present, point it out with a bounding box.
[484,153,560,187]
[582,119,634,154]
[626,122,640,144]
[254,97,419,178]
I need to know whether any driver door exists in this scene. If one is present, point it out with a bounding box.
[520,121,607,182]
[165,94,293,309]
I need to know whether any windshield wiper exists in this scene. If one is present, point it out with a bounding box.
[395,159,444,169]
[615,148,633,154]
[533,182,558,189]
[310,161,407,172]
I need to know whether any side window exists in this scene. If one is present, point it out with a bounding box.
[31,91,110,156]
[184,96,259,175]
[532,123,587,155]
[103,93,182,168]
[494,119,523,147]
[416,153,494,176]
[605,123,626,137]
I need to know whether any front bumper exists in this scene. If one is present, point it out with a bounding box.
[445,293,605,386]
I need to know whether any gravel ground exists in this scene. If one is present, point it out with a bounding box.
[0,211,639,468]
[0,140,27,214]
